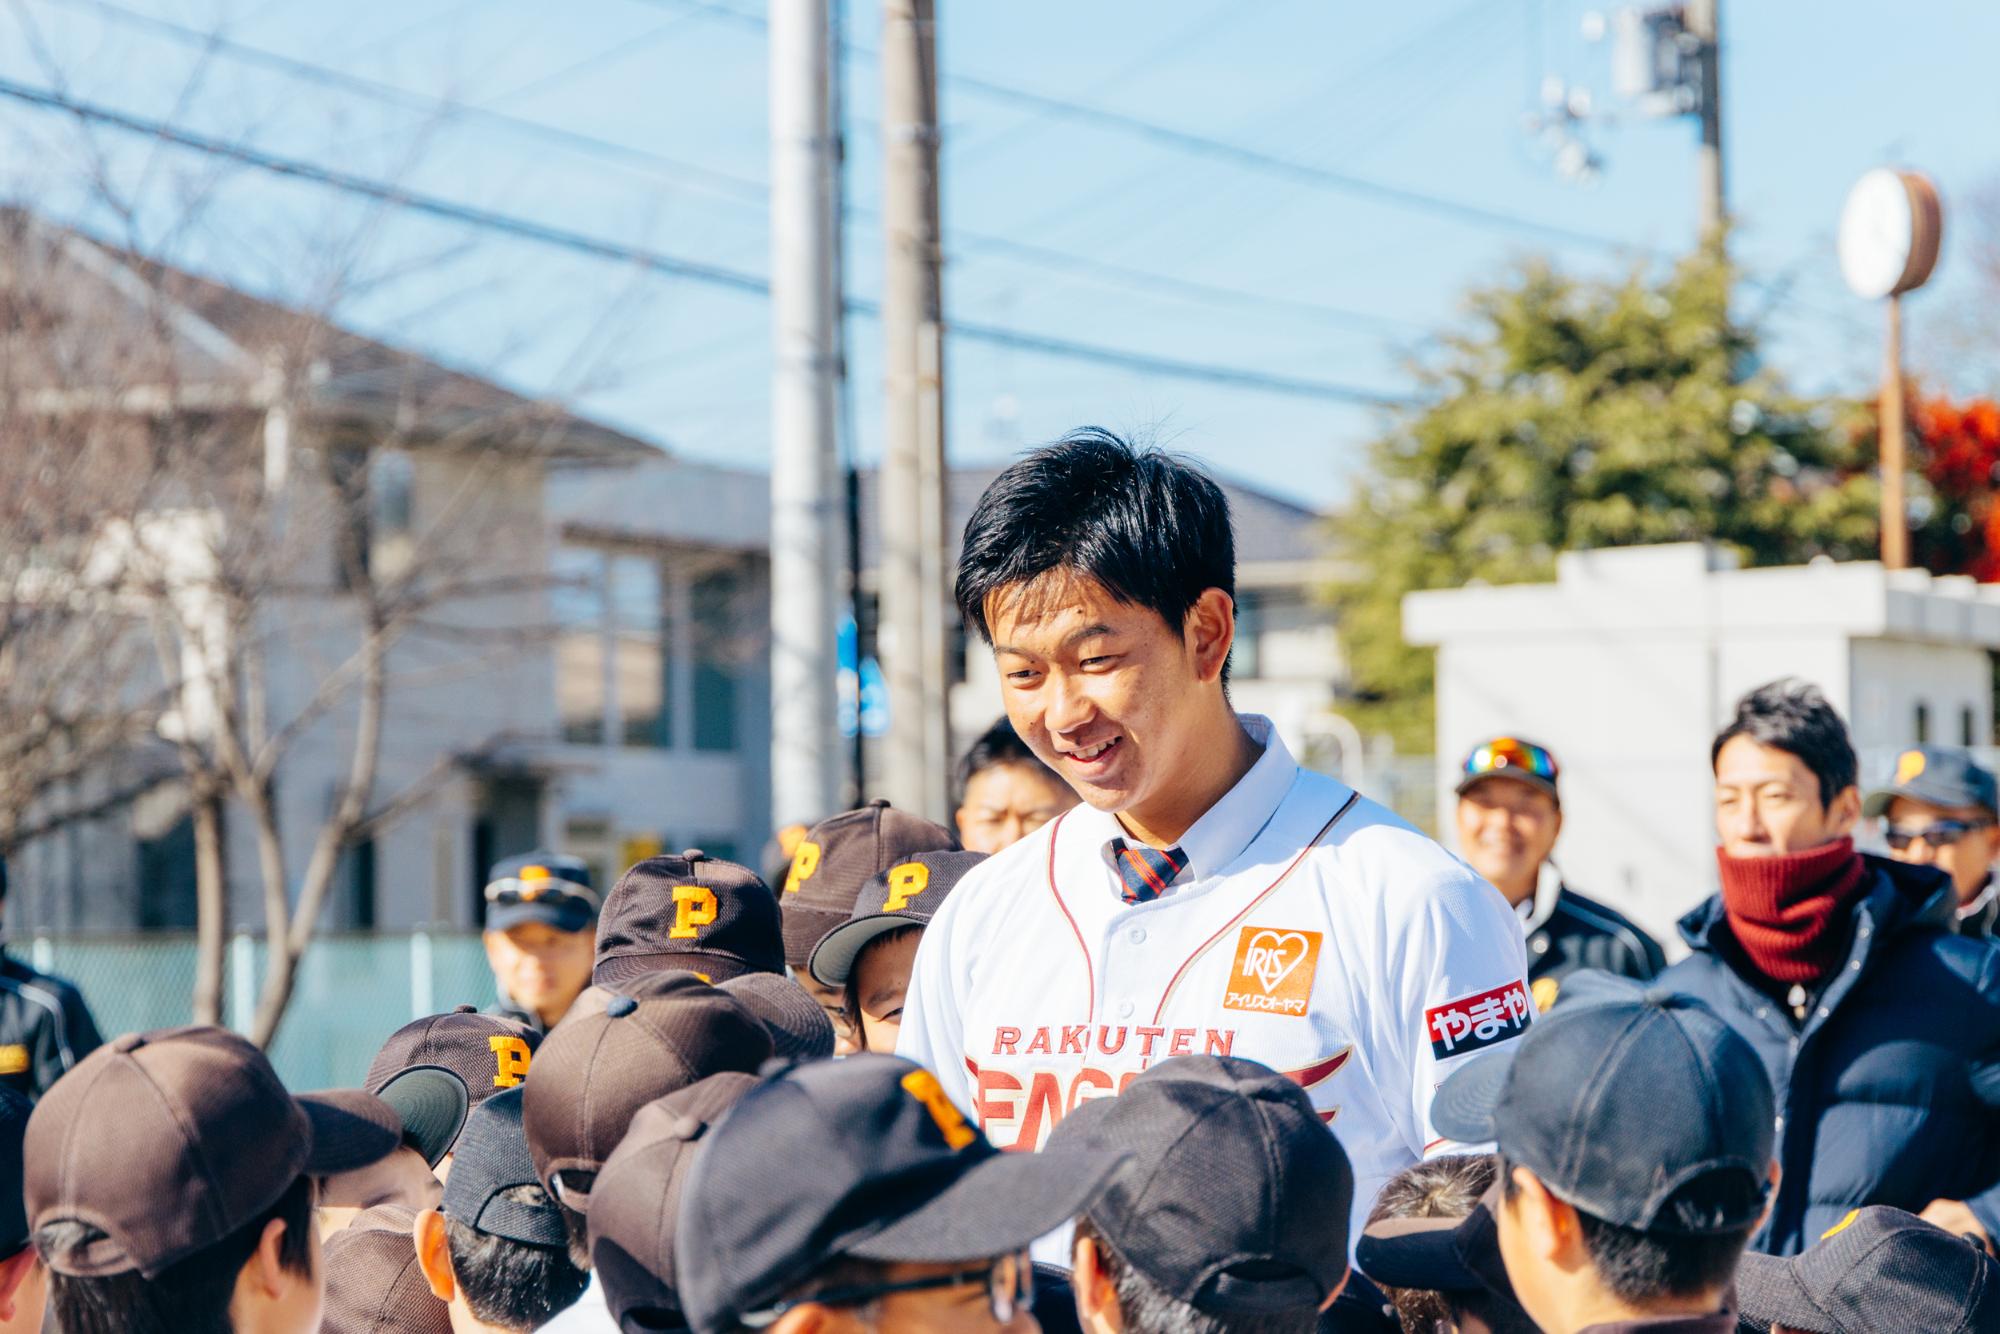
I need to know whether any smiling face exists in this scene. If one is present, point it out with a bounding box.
[984,571,1233,831]
[1455,778,1561,906]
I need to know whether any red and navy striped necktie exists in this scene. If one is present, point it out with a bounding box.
[1110,840,1188,904]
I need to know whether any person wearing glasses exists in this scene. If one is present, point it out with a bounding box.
[673,1054,1126,1334]
[1454,737,1664,1008]
[1864,745,2000,939]
[482,853,600,1033]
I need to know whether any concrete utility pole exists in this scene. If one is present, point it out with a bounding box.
[769,0,842,826]
[1687,0,1724,239]
[880,0,950,821]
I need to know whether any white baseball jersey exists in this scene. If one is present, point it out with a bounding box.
[897,715,1532,1247]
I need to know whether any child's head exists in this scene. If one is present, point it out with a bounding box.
[807,850,989,1052]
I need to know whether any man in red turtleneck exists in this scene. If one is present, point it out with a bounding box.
[1656,679,2000,1256]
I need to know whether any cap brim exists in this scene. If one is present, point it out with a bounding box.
[297,1088,404,1176]
[1455,771,1558,800]
[488,901,595,933]
[807,914,924,987]
[1357,1193,1522,1313]
[374,1066,471,1167]
[1355,1214,1483,1292]
[1733,1252,1827,1332]
[1429,1049,1517,1145]
[593,953,762,987]
[847,1147,1128,1265]
[1864,781,1993,820]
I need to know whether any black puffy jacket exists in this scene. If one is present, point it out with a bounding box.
[1658,855,2000,1255]
[0,948,101,1099]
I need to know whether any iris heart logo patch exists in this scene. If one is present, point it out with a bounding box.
[1225,926,1321,1016]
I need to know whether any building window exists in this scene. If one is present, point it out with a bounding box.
[611,555,671,749]
[692,569,741,752]
[1231,592,1264,680]
[1916,702,1931,745]
[1964,706,1977,747]
[553,548,607,744]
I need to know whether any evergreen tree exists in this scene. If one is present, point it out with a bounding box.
[1332,246,1879,752]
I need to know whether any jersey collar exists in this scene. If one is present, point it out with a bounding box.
[1080,714,1299,893]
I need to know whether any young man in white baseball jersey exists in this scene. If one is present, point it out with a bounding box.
[897,428,1532,1250]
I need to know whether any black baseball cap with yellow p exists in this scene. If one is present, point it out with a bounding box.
[674,1054,1128,1334]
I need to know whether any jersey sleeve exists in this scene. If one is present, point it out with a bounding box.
[1394,869,1533,1156]
[895,884,974,1117]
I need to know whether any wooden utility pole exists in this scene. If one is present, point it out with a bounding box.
[1881,295,1909,570]
[769,0,842,825]
[880,0,949,821]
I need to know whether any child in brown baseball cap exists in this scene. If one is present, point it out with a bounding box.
[25,1025,402,1334]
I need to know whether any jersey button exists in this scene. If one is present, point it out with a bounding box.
[1126,927,1147,945]
[1114,999,1135,1019]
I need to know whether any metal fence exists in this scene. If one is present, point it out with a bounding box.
[25,932,501,1093]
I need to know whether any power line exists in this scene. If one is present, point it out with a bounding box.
[41,0,1409,336]
[0,76,1401,406]
[634,0,1660,257]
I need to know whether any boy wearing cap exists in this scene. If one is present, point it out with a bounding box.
[589,1072,761,1331]
[521,967,773,1332]
[485,853,602,1033]
[808,849,988,1053]
[674,1053,1126,1334]
[25,1025,403,1334]
[1423,979,1777,1334]
[956,718,1079,855]
[1454,736,1665,1003]
[1736,1205,2000,1334]
[1865,744,2000,938]
[413,1086,588,1332]
[782,802,959,1052]
[1045,1054,1354,1334]
[902,432,1531,1249]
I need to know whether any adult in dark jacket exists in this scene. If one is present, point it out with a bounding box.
[0,856,101,1100]
[1863,743,2000,941]
[1454,736,1666,1008]
[1657,680,2000,1256]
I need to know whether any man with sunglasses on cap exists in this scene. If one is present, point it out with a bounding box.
[484,853,601,1033]
[1865,745,2000,939]
[1455,736,1665,1008]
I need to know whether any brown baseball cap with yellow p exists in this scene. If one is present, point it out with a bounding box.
[594,851,784,987]
[521,972,773,1211]
[781,801,958,969]
[25,1025,401,1278]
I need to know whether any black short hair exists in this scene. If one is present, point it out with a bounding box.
[1711,679,1857,808]
[1074,1215,1319,1334]
[1500,1159,1759,1306]
[842,923,926,1050]
[955,717,1059,799]
[445,1186,590,1331]
[40,1173,314,1334]
[954,429,1236,665]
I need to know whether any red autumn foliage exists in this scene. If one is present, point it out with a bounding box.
[1913,393,2000,581]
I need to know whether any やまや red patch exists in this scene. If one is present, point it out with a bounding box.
[1425,980,1532,1060]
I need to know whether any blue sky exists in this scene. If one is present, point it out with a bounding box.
[4,0,1995,508]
